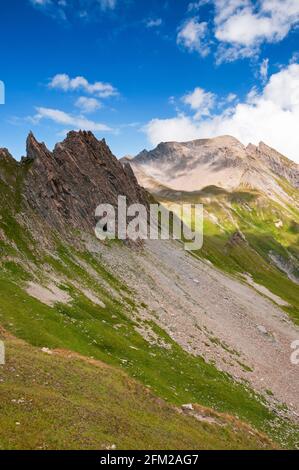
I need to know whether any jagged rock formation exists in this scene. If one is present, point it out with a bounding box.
[20,131,148,235]
[130,135,299,204]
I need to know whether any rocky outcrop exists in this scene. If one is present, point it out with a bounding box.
[227,230,247,247]
[21,131,149,235]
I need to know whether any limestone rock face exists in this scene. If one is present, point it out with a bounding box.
[22,131,148,234]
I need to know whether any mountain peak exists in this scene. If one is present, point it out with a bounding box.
[65,129,99,143]
[26,132,51,161]
[53,130,114,166]
[131,134,299,199]
[26,131,38,153]
[21,132,149,235]
[57,130,101,148]
[206,135,243,147]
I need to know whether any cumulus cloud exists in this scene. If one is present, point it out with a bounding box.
[75,96,102,113]
[49,74,118,98]
[182,87,215,119]
[32,106,111,131]
[177,18,210,57]
[144,115,201,145]
[144,63,299,163]
[214,0,299,62]
[179,1,299,62]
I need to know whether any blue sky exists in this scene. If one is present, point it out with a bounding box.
[1,0,299,162]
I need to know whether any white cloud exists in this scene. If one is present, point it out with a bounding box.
[29,0,117,22]
[226,93,237,103]
[214,0,299,62]
[98,0,117,10]
[146,18,162,28]
[30,0,116,10]
[144,115,201,145]
[182,87,215,119]
[180,1,299,62]
[30,0,51,5]
[260,58,269,83]
[144,63,299,163]
[33,107,112,132]
[29,0,68,20]
[49,73,118,98]
[75,96,102,113]
[290,51,299,64]
[177,18,210,57]
[188,1,210,12]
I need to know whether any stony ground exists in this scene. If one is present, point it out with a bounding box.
[87,237,299,422]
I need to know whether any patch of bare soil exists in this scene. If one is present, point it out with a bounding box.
[25,282,71,307]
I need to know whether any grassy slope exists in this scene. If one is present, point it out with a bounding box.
[0,160,298,449]
[162,181,299,323]
[0,335,274,450]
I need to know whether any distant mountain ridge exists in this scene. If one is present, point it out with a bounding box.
[129,136,299,205]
